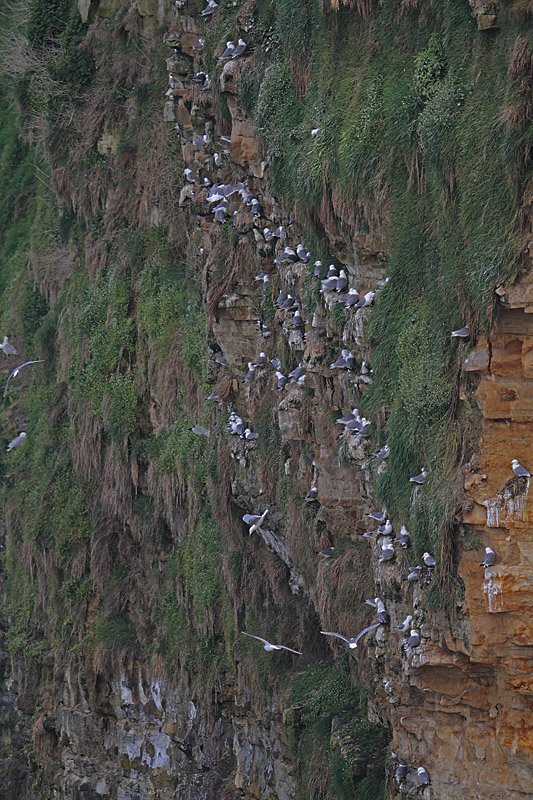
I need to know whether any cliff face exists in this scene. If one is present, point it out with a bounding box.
[0,0,532,798]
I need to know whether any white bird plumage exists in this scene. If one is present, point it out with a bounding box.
[241,631,301,654]
[3,360,44,399]
[320,623,380,649]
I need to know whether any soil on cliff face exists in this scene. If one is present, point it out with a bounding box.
[0,0,532,798]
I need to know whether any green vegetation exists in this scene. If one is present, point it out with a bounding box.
[290,658,389,800]
[226,0,532,586]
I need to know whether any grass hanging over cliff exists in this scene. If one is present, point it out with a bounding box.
[232,0,531,590]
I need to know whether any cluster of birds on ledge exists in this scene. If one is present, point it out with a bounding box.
[177,6,531,649]
[161,8,531,791]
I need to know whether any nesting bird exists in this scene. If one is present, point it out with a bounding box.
[512,459,530,478]
[409,469,427,485]
[200,0,218,15]
[481,546,496,568]
[394,525,411,548]
[451,325,470,337]
[7,431,26,452]
[379,538,395,563]
[0,336,17,356]
[398,614,413,633]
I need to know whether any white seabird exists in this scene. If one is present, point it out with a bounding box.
[354,291,375,308]
[275,371,287,390]
[377,519,393,536]
[379,538,394,563]
[218,41,235,60]
[398,614,413,633]
[190,425,210,437]
[7,431,26,452]
[232,38,247,58]
[406,629,420,649]
[245,362,255,382]
[200,0,218,15]
[417,767,430,785]
[481,546,496,568]
[512,459,530,478]
[3,360,44,399]
[241,632,301,655]
[394,525,410,548]
[248,508,269,534]
[367,508,387,522]
[409,469,426,484]
[320,622,380,649]
[451,325,470,337]
[395,764,408,781]
[0,336,17,356]
[423,552,436,568]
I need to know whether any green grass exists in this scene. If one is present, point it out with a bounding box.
[238,0,531,585]
[289,657,389,800]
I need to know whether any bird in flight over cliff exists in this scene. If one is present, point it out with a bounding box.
[242,509,269,534]
[320,623,380,649]
[511,459,530,478]
[241,632,302,654]
[3,360,44,399]
[481,546,496,568]
[0,336,17,356]
[451,325,470,337]
[7,431,26,452]
[190,425,210,437]
[409,469,426,484]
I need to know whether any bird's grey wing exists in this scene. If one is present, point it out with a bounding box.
[276,644,302,655]
[3,373,14,398]
[320,631,350,644]
[242,514,259,524]
[354,622,380,646]
[364,598,377,608]
[241,632,269,645]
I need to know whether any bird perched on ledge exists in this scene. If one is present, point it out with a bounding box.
[512,459,530,478]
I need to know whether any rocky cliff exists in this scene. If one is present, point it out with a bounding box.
[0,0,532,798]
